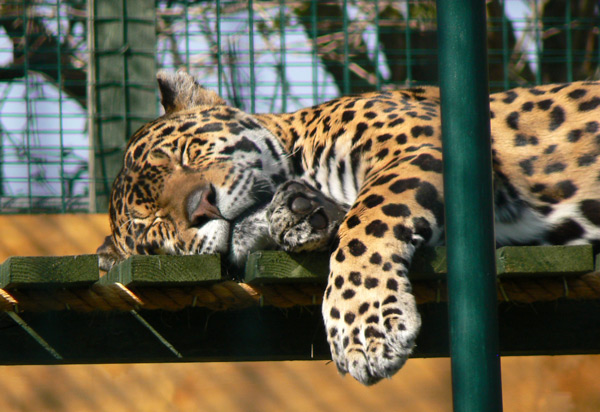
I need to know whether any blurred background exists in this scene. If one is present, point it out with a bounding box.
[0,1,599,410]
[1,0,599,213]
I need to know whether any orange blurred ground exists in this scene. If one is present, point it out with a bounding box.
[0,214,598,412]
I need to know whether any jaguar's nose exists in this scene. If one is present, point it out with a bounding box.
[186,184,224,226]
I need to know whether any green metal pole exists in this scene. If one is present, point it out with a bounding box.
[436,1,503,412]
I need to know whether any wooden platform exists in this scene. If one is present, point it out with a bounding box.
[1,239,599,364]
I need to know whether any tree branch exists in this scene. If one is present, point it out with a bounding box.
[0,3,87,107]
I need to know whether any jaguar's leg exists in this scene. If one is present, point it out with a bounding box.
[322,158,444,385]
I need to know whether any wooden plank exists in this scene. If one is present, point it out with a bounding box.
[245,248,448,284]
[0,255,99,289]
[0,312,60,363]
[246,246,594,284]
[0,299,599,364]
[245,251,329,284]
[411,245,594,278]
[496,245,594,277]
[98,254,222,286]
[91,0,157,211]
[0,310,176,364]
[245,249,448,284]
[6,312,63,360]
[0,245,593,291]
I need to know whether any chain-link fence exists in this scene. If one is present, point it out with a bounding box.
[1,0,599,213]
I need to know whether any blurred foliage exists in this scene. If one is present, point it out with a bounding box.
[0,0,87,106]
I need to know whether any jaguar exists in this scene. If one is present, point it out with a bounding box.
[98,70,600,385]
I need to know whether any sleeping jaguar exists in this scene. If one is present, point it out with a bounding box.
[98,71,600,385]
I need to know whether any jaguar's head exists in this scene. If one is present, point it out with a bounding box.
[97,71,292,271]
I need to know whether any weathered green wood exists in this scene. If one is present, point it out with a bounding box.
[245,251,330,284]
[7,312,63,360]
[593,253,600,272]
[246,246,594,284]
[0,245,593,291]
[91,0,157,211]
[0,247,597,363]
[245,248,448,283]
[0,255,99,289]
[496,245,593,277]
[0,300,599,365]
[416,245,594,278]
[98,254,222,286]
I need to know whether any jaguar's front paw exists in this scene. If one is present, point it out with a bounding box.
[322,272,421,385]
[266,180,346,252]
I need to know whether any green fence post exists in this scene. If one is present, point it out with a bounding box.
[90,0,157,211]
[436,1,503,412]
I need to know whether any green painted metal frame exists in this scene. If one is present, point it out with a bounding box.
[436,1,503,411]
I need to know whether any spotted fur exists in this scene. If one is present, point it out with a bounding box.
[98,71,600,385]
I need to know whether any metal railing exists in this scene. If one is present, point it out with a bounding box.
[437,1,503,410]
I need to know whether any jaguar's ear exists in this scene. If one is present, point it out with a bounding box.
[157,70,226,115]
[96,235,124,272]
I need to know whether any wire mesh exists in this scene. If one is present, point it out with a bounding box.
[0,0,599,213]
[0,0,88,213]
